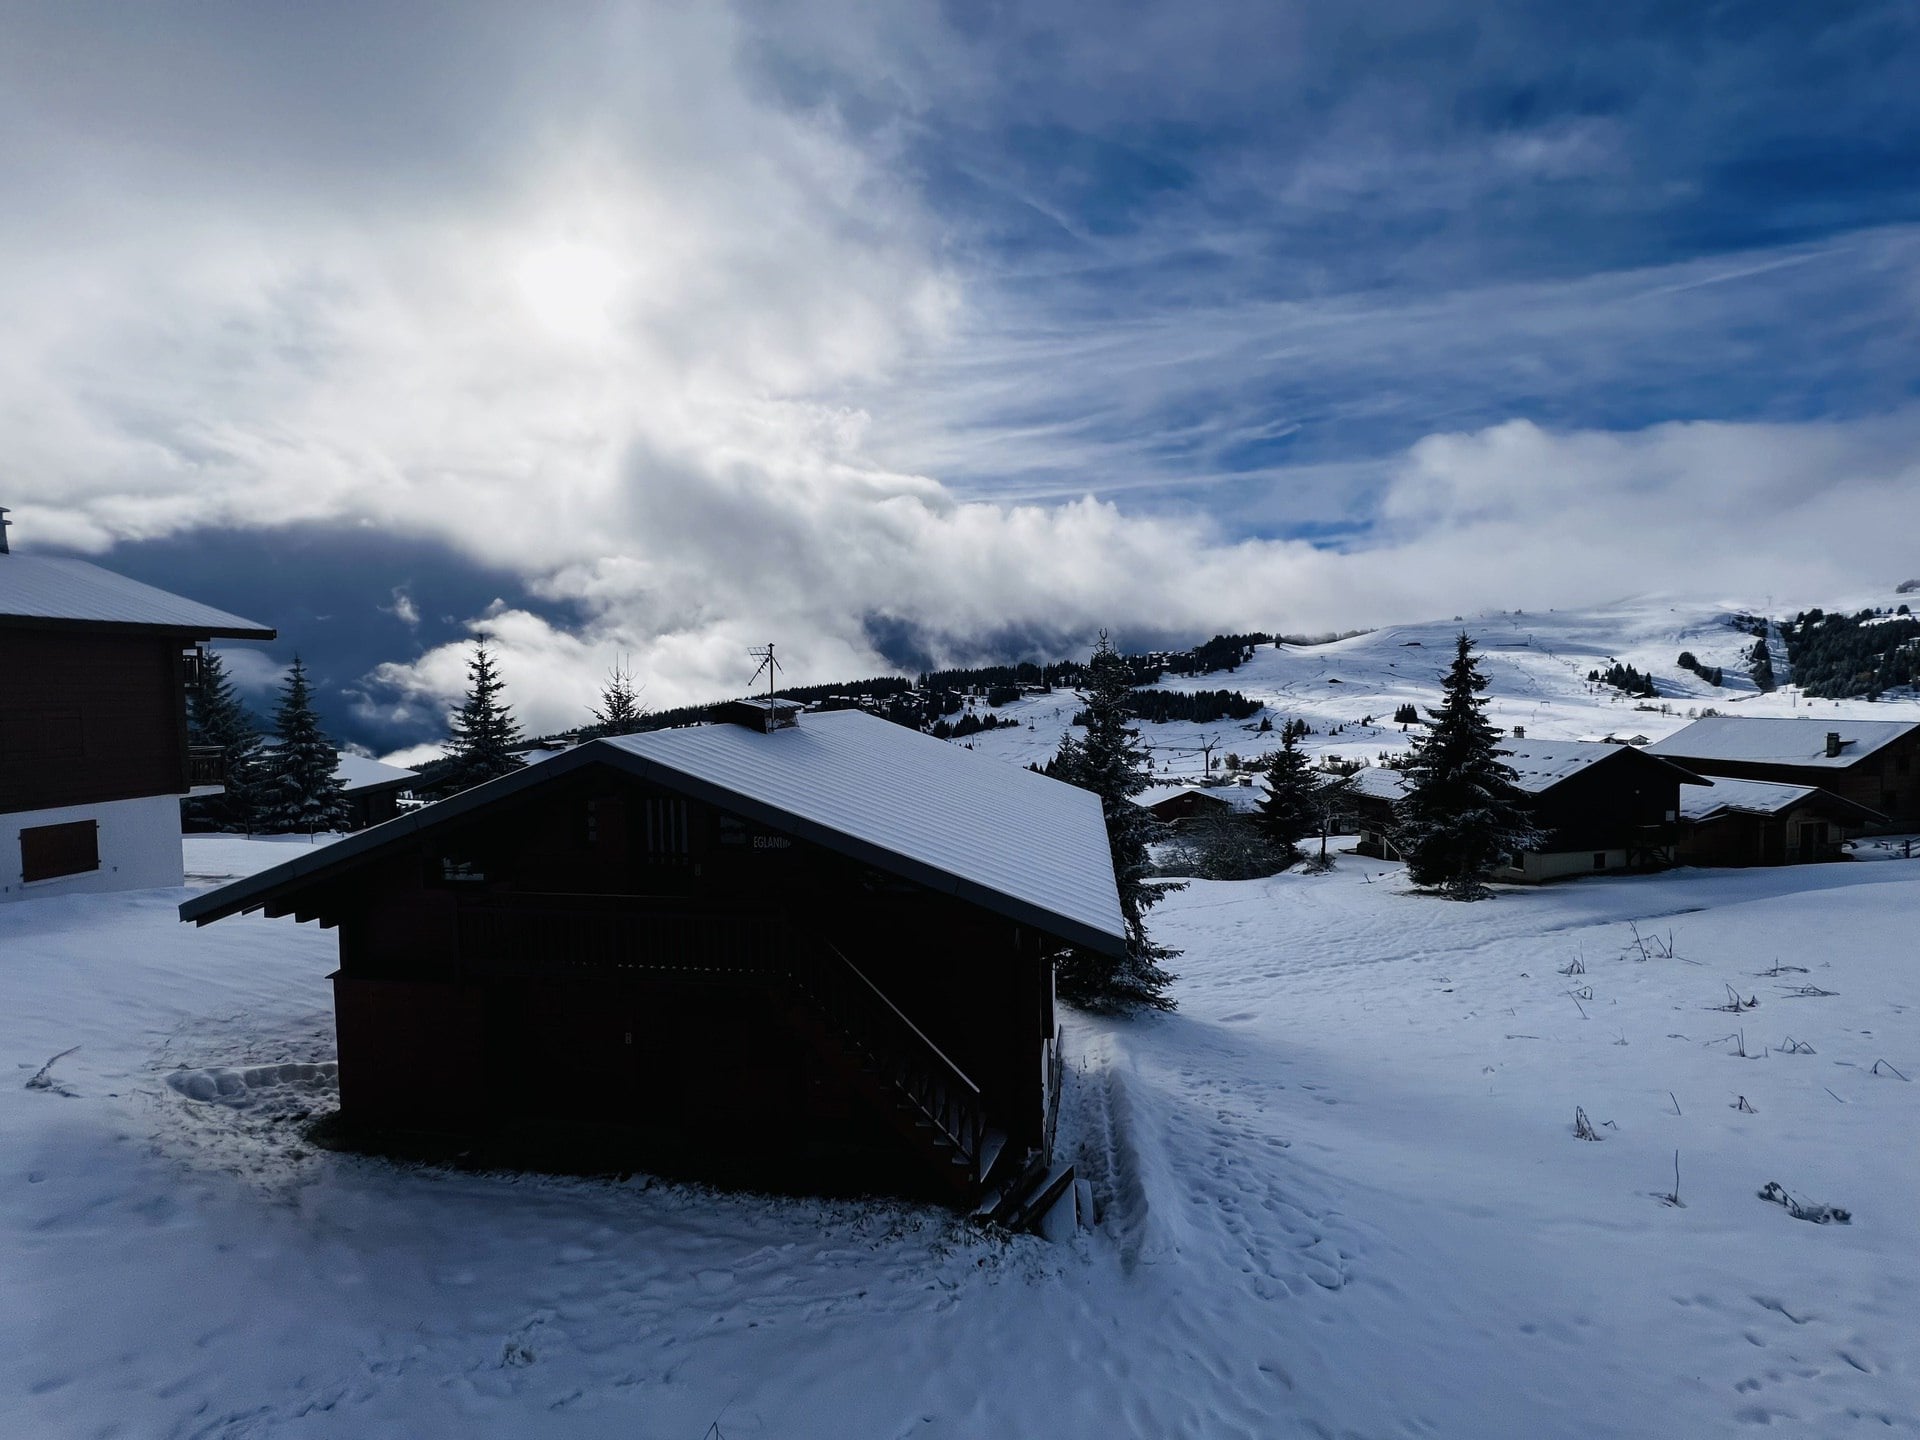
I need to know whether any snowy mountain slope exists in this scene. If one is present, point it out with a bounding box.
[4,836,1917,1436]
[960,595,1920,781]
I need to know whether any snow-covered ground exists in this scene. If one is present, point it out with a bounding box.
[961,593,1920,781]
[6,832,1918,1437]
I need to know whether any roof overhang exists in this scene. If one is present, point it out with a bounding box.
[0,614,277,640]
[1687,790,1888,826]
[181,740,1127,957]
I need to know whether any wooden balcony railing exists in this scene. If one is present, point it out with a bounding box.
[186,745,225,788]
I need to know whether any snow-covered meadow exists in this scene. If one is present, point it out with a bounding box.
[6,829,1918,1438]
[961,595,1918,781]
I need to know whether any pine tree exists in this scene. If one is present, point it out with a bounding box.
[259,657,350,835]
[1257,727,1322,866]
[1048,631,1179,1010]
[184,648,264,833]
[590,662,647,736]
[444,642,524,791]
[1392,633,1541,900]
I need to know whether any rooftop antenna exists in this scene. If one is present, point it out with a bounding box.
[748,643,782,732]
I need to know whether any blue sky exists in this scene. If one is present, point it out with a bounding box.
[8,1,1919,752]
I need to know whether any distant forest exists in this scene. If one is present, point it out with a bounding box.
[551,630,1279,747]
[1783,607,1920,699]
[1075,689,1264,726]
[1589,662,1659,698]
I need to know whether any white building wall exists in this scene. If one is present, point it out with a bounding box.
[0,794,184,901]
[1499,848,1630,884]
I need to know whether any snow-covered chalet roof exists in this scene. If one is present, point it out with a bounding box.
[0,554,274,637]
[1134,784,1234,812]
[183,709,1127,956]
[1345,767,1410,802]
[1499,739,1711,793]
[1679,776,1886,825]
[333,753,417,793]
[1647,716,1919,770]
[1342,742,1705,804]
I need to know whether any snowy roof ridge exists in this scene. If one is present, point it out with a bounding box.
[1646,716,1920,768]
[1343,742,1705,801]
[332,753,418,792]
[182,710,1126,955]
[0,554,274,637]
[1678,776,1887,824]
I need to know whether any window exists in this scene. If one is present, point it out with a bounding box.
[21,820,99,883]
[641,796,689,860]
[1592,852,1607,871]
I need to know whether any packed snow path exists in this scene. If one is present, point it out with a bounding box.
[4,836,1917,1437]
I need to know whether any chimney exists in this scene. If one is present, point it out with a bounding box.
[713,697,801,732]
[0,506,10,555]
[1826,731,1842,758]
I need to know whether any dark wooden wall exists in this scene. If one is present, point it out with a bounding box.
[0,628,188,815]
[1528,754,1683,854]
[319,767,1060,1168]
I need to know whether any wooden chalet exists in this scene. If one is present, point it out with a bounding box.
[1346,766,1409,862]
[0,517,275,900]
[181,703,1125,1214]
[334,752,418,831]
[1677,777,1885,867]
[1347,740,1711,881]
[1133,783,1236,828]
[1646,717,1920,834]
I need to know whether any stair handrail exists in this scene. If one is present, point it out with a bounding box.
[801,937,987,1175]
[811,939,981,1097]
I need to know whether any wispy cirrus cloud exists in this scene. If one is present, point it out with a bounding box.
[2,2,1916,748]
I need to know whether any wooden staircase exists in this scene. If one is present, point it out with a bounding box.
[788,941,1078,1232]
[448,902,1070,1221]
[786,938,1011,1200]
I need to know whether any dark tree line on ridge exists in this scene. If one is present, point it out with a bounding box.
[1782,607,1919,699]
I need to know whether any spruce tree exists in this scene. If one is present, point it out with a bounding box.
[1257,727,1322,866]
[444,642,524,791]
[184,648,266,832]
[1392,633,1540,899]
[590,662,647,736]
[1048,631,1179,1010]
[259,657,350,835]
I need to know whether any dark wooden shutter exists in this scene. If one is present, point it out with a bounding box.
[20,820,100,882]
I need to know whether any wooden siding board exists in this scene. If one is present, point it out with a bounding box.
[0,629,188,814]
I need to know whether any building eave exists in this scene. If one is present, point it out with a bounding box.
[180,739,1128,958]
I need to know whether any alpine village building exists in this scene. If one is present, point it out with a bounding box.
[1646,716,1920,834]
[183,702,1125,1221]
[1675,776,1885,867]
[1350,739,1710,881]
[0,513,276,900]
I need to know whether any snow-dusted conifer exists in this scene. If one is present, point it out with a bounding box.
[1392,633,1540,899]
[444,642,523,791]
[1257,727,1322,865]
[590,662,647,736]
[184,648,264,832]
[259,657,349,835]
[1049,631,1179,1010]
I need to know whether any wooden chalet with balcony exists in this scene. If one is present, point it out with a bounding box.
[181,703,1125,1220]
[0,512,275,900]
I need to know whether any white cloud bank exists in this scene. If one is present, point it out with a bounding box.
[350,407,1920,738]
[4,6,1916,739]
